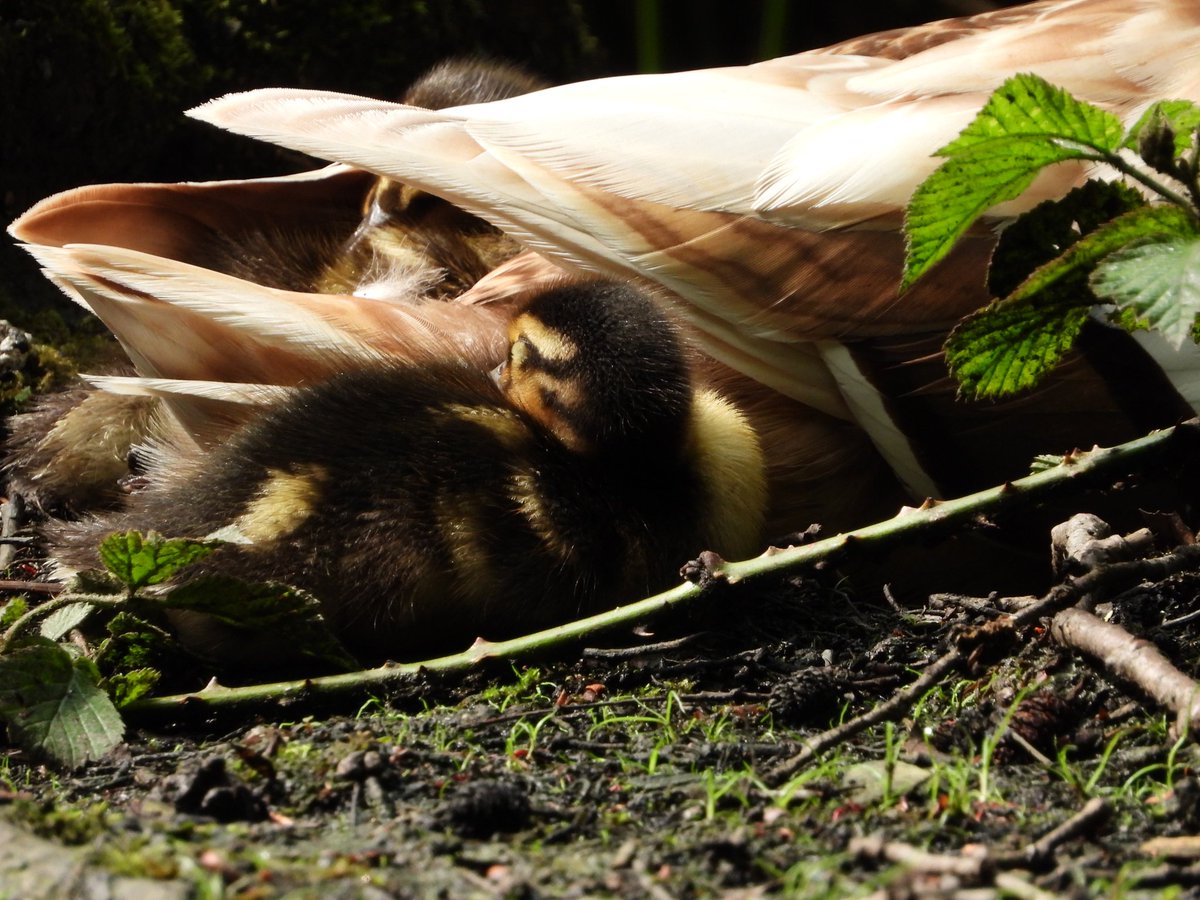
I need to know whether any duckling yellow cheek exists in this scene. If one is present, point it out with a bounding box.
[510,314,579,364]
[234,464,328,545]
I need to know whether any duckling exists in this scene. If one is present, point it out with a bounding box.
[16,0,1199,538]
[207,57,548,302]
[4,58,549,515]
[247,58,549,303]
[51,279,766,664]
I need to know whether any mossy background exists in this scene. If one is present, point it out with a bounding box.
[1,0,1024,339]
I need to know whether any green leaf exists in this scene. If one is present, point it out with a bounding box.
[944,183,1155,399]
[165,575,358,670]
[98,531,219,590]
[939,74,1124,156]
[95,611,174,674]
[988,180,1145,298]
[1008,204,1197,304]
[1030,454,1066,473]
[906,144,1062,290]
[106,668,160,708]
[1090,236,1200,347]
[0,642,125,769]
[904,74,1124,290]
[39,602,96,641]
[1,596,28,628]
[946,299,1091,400]
[1110,304,1152,333]
[1123,100,1200,165]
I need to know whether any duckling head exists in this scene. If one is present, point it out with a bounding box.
[401,57,549,109]
[334,59,553,302]
[501,277,767,560]
[499,279,693,460]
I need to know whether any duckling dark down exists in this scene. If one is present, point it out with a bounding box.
[51,280,766,664]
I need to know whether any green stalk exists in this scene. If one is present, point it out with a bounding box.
[758,0,788,61]
[124,420,1197,722]
[635,0,662,73]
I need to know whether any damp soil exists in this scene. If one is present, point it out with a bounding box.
[6,535,1200,899]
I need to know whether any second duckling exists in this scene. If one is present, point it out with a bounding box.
[52,279,766,664]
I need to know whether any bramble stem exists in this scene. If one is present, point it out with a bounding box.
[124,420,1200,721]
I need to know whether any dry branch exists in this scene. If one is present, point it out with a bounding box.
[768,541,1200,782]
[1051,607,1200,733]
[0,495,23,573]
[1019,796,1112,866]
[849,834,988,879]
[1051,513,1154,577]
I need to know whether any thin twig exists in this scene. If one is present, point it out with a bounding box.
[0,494,24,572]
[992,873,1061,900]
[1161,607,1200,629]
[0,580,65,595]
[1006,728,1057,768]
[1021,797,1112,867]
[880,584,905,614]
[769,543,1200,783]
[928,592,1007,617]
[582,634,701,658]
[849,834,987,879]
[1051,605,1200,733]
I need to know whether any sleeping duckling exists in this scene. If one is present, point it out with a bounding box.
[5,58,548,516]
[271,58,549,302]
[52,279,766,664]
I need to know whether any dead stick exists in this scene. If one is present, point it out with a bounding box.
[849,834,987,879]
[1052,607,1200,733]
[769,545,1200,783]
[993,873,1061,900]
[0,494,23,572]
[1021,796,1112,866]
[0,580,65,595]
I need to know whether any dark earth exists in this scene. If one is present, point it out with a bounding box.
[6,476,1200,898]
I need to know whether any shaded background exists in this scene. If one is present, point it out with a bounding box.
[1,0,1025,336]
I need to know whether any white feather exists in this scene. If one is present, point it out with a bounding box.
[84,376,293,406]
